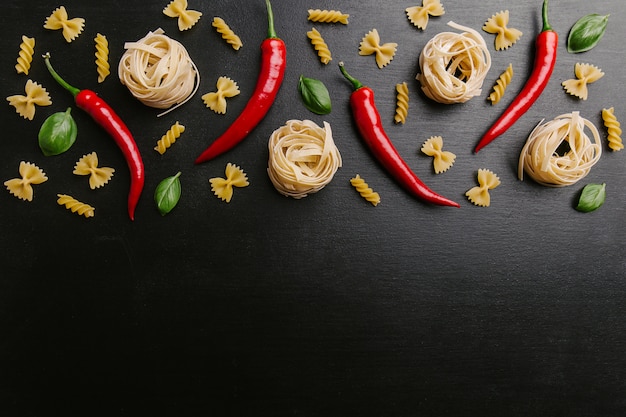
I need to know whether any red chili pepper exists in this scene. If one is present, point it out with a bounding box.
[195,0,286,164]
[339,63,459,208]
[43,53,144,221]
[474,0,558,153]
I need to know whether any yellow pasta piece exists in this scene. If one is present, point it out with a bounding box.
[4,161,48,202]
[307,9,349,25]
[57,194,95,218]
[466,169,500,207]
[163,0,202,31]
[307,28,332,65]
[482,10,523,50]
[487,63,513,105]
[394,82,409,124]
[15,35,35,75]
[562,63,604,101]
[94,33,110,83]
[212,17,242,50]
[421,136,456,174]
[154,121,186,154]
[209,163,249,203]
[73,152,115,189]
[6,79,52,120]
[359,29,398,69]
[602,107,623,152]
[201,76,240,114]
[350,174,380,206]
[405,0,445,30]
[43,6,85,43]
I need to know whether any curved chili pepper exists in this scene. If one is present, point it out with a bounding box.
[43,53,144,221]
[195,0,286,164]
[474,0,557,153]
[339,63,459,208]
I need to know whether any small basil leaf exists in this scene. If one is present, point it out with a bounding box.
[38,107,77,156]
[298,75,332,115]
[576,183,606,212]
[567,14,609,53]
[154,172,182,216]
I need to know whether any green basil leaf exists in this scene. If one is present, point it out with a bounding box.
[298,75,332,115]
[576,183,606,212]
[38,107,77,156]
[567,14,609,53]
[154,172,182,216]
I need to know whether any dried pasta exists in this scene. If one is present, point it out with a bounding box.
[4,161,48,202]
[518,112,602,187]
[417,21,491,104]
[57,194,95,218]
[421,136,456,174]
[201,76,240,114]
[267,120,342,199]
[6,79,52,120]
[73,152,115,189]
[118,28,200,117]
[602,107,623,151]
[209,163,249,203]
[212,17,242,50]
[163,0,202,31]
[405,0,445,30]
[466,169,500,207]
[487,63,513,105]
[307,28,332,65]
[394,82,409,124]
[350,174,380,206]
[43,6,85,43]
[15,35,35,75]
[482,10,523,50]
[562,63,604,101]
[359,29,398,69]
[154,121,185,154]
[307,9,349,25]
[94,33,110,83]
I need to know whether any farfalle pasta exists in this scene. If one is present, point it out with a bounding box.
[212,17,242,50]
[307,9,349,25]
[15,35,35,75]
[57,194,95,218]
[466,169,500,207]
[6,79,52,120]
[201,76,240,114]
[562,63,604,101]
[482,10,522,50]
[394,82,409,124]
[94,33,110,83]
[209,163,249,203]
[73,152,115,189]
[359,29,397,69]
[163,0,202,31]
[487,63,513,105]
[4,161,48,202]
[307,28,332,65]
[43,6,85,43]
[421,136,456,174]
[350,174,380,206]
[405,0,445,30]
[154,121,185,154]
[602,107,623,152]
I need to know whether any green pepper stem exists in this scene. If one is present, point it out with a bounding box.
[339,62,363,91]
[542,0,553,32]
[265,0,277,39]
[42,53,81,97]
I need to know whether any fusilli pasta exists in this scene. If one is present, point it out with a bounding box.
[201,76,240,114]
[394,82,409,124]
[482,10,522,50]
[602,107,623,151]
[487,63,513,105]
[350,174,380,206]
[73,152,115,189]
[562,63,604,101]
[209,163,249,203]
[466,169,500,207]
[421,136,456,174]
[15,35,35,75]
[307,28,332,65]
[57,194,95,218]
[212,17,242,50]
[6,79,52,120]
[43,6,85,43]
[406,0,445,30]
[307,9,349,25]
[163,0,202,31]
[4,161,48,202]
[154,121,186,154]
[94,33,110,83]
[359,29,398,69]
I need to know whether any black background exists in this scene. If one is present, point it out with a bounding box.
[1,1,625,416]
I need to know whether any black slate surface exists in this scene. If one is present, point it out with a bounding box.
[1,1,625,416]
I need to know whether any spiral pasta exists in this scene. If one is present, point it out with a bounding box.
[602,107,623,151]
[94,33,110,83]
[57,194,95,218]
[482,10,523,51]
[518,112,602,187]
[267,120,342,199]
[307,28,332,65]
[350,174,380,206]
[417,21,491,104]
[43,6,85,43]
[73,152,115,189]
[154,121,185,154]
[487,63,513,105]
[307,9,349,25]
[15,35,35,75]
[359,29,398,69]
[4,161,48,202]
[406,0,445,30]
[212,17,242,50]
[118,28,200,117]
[394,82,409,124]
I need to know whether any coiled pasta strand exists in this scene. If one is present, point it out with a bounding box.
[154,121,185,154]
[394,82,409,124]
[15,35,35,75]
[212,17,242,50]
[602,107,623,151]
[307,28,332,64]
[350,174,380,206]
[57,194,95,218]
[94,33,110,83]
[487,63,513,105]
[307,9,349,24]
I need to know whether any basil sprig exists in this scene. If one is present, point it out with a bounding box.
[567,14,609,53]
[298,75,331,115]
[154,172,182,216]
[38,107,77,156]
[576,183,606,212]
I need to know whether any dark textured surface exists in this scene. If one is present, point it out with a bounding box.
[1,1,625,416]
